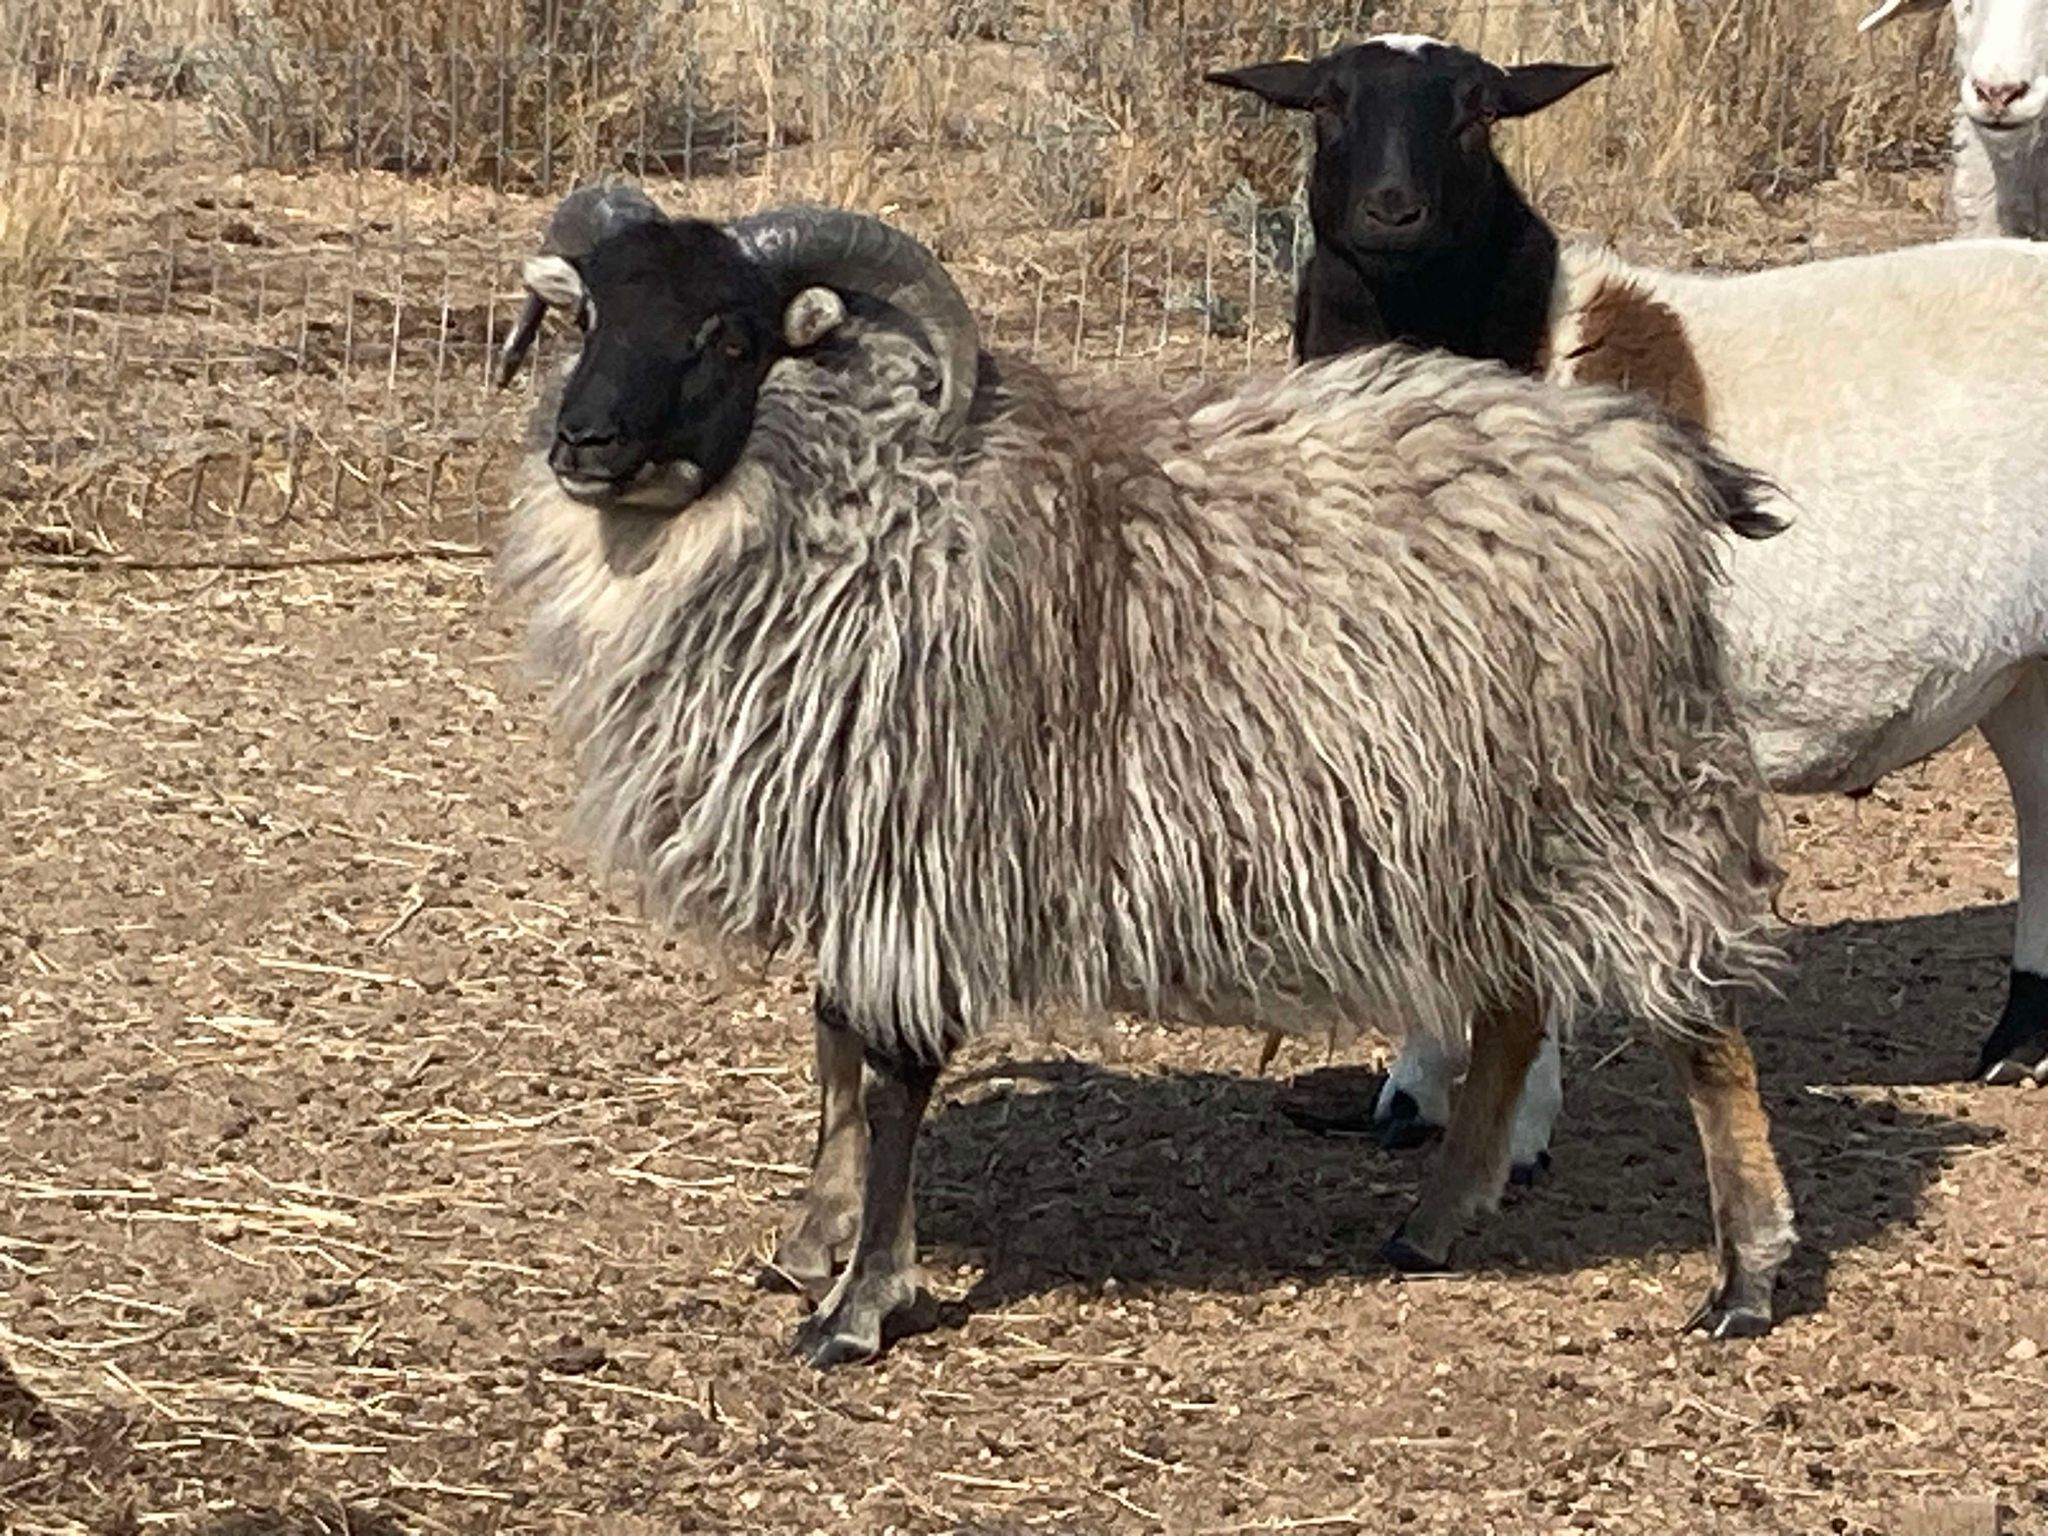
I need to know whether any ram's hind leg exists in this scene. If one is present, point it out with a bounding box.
[1382,989,1545,1273]
[790,1032,941,1370]
[1665,1009,1796,1339]
[1975,667,2048,1084]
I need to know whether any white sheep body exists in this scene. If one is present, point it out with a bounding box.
[1547,235,2048,792]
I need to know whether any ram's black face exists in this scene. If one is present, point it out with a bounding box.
[1208,40,1611,259]
[544,220,782,510]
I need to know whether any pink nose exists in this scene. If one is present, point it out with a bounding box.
[1973,77,2029,113]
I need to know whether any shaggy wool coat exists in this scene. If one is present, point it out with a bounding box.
[500,310,1781,1063]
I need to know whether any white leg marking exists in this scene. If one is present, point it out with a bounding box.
[1376,1032,1459,1129]
[1507,1025,1564,1171]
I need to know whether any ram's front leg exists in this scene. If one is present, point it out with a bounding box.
[790,1015,942,1370]
[764,995,869,1300]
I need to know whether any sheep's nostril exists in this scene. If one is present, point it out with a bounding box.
[1362,190,1429,229]
[1973,78,2028,113]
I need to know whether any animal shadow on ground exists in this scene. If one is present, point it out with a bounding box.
[913,907,2008,1321]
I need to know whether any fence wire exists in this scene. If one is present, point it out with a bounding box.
[0,0,1959,545]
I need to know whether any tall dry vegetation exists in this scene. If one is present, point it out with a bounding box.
[0,0,219,307]
[0,0,1964,308]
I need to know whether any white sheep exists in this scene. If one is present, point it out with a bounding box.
[1861,0,2048,239]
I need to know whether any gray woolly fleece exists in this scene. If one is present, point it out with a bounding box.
[499,312,1783,1065]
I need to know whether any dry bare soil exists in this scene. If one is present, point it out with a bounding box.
[5,519,2047,1536]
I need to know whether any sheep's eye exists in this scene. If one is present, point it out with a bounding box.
[719,333,748,362]
[1453,96,1496,135]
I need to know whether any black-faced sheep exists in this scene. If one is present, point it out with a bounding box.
[492,183,1797,1367]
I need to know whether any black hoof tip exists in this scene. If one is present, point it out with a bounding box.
[790,1315,881,1371]
[755,1263,804,1295]
[1683,1301,1775,1340]
[1508,1150,1553,1187]
[1978,1051,2046,1087]
[1379,1232,1453,1276]
[1972,980,2048,1083]
[1374,1091,1444,1152]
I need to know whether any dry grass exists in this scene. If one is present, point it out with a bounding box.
[57,0,1959,218]
[0,0,1973,554]
[0,0,210,309]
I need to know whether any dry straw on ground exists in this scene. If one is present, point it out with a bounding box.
[4,3,2043,1534]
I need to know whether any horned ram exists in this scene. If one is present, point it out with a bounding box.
[490,183,1798,1367]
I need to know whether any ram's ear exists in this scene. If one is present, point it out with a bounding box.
[782,285,846,347]
[521,254,586,309]
[1857,0,1948,31]
[1205,57,1321,110]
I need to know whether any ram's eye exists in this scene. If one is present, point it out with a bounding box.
[720,332,748,362]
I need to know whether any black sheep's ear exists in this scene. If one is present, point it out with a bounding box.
[1488,60,1614,120]
[1205,58,1321,110]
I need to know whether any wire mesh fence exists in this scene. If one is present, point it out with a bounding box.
[0,0,1961,549]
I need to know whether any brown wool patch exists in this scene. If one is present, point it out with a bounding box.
[1565,279,1711,431]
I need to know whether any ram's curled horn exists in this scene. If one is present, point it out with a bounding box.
[727,205,980,440]
[494,181,668,390]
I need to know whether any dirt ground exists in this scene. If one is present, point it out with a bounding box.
[3,516,2046,1536]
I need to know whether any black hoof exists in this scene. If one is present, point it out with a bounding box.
[1374,1090,1444,1152]
[1682,1300,1775,1340]
[754,1263,804,1295]
[1980,1056,2043,1086]
[789,1313,882,1370]
[1379,1231,1454,1276]
[1973,972,2048,1083]
[1508,1149,1553,1187]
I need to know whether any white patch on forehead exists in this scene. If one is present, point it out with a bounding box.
[1365,31,1447,56]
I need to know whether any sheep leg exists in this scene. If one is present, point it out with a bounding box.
[1381,989,1546,1272]
[1664,1013,1796,1339]
[1372,1033,1457,1149]
[790,1040,940,1370]
[1374,1027,1563,1182]
[763,996,869,1300]
[1974,669,2048,1084]
[1506,1025,1563,1185]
